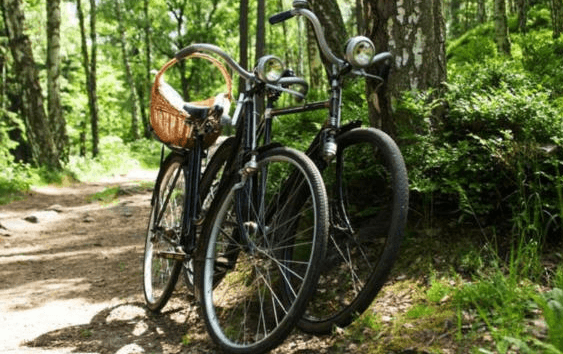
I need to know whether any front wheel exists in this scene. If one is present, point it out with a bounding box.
[194,146,329,354]
[299,127,409,333]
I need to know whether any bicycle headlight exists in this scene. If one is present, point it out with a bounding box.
[345,36,375,68]
[256,55,284,83]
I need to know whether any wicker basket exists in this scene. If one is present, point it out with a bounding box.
[150,52,232,149]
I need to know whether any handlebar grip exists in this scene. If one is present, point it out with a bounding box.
[269,10,295,25]
[371,52,393,66]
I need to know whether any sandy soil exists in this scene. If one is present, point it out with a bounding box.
[0,169,350,354]
[0,167,460,354]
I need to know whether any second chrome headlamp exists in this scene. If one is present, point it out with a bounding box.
[345,36,376,68]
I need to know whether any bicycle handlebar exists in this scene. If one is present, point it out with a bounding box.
[269,10,295,25]
[175,43,255,81]
[269,8,345,68]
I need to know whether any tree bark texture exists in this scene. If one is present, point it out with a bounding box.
[551,0,563,39]
[516,0,527,33]
[77,0,100,157]
[89,0,99,156]
[256,0,265,59]
[362,0,447,136]
[46,0,67,161]
[306,24,323,89]
[115,0,140,140]
[2,0,61,169]
[142,0,151,138]
[239,0,249,95]
[356,0,365,34]
[494,0,511,55]
[308,0,347,73]
[478,0,487,23]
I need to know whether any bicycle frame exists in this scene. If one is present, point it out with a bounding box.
[150,134,205,261]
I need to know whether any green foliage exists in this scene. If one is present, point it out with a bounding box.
[519,31,563,96]
[65,136,159,182]
[447,23,497,64]
[397,57,563,230]
[453,269,537,351]
[536,288,563,351]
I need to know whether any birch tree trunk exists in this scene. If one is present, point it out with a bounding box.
[362,0,447,136]
[115,0,140,140]
[46,0,67,161]
[1,0,60,168]
[494,0,511,55]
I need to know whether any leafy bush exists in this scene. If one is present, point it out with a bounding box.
[447,23,496,64]
[519,31,563,96]
[397,58,563,231]
[65,136,158,182]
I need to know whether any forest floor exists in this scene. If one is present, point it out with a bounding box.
[0,169,463,354]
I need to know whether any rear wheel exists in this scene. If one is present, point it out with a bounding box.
[195,147,328,353]
[299,127,409,333]
[143,153,185,312]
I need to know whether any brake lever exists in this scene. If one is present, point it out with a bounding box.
[265,83,306,101]
[350,69,385,82]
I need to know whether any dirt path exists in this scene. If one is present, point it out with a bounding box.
[0,169,346,354]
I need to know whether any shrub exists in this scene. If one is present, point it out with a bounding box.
[397,58,563,231]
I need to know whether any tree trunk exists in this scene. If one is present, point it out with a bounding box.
[1,0,61,169]
[356,0,365,34]
[478,0,487,23]
[89,0,99,157]
[142,0,151,138]
[115,0,140,140]
[256,0,265,59]
[362,0,447,136]
[516,0,527,33]
[77,0,99,157]
[306,24,323,90]
[494,0,511,55]
[46,0,67,162]
[308,0,347,73]
[239,0,249,94]
[551,0,563,39]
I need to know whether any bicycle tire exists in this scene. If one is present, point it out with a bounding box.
[298,127,409,334]
[194,146,328,354]
[143,153,186,312]
[182,136,235,289]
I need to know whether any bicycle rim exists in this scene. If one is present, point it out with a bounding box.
[299,128,409,333]
[196,147,328,353]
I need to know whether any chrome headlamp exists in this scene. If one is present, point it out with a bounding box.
[255,55,284,83]
[345,36,376,68]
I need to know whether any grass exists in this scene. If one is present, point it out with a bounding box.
[86,182,154,204]
[327,213,562,354]
[0,136,160,206]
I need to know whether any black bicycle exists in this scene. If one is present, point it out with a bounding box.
[142,45,329,353]
[264,0,410,334]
